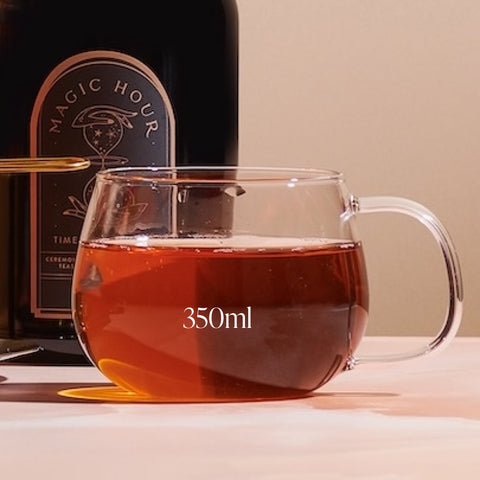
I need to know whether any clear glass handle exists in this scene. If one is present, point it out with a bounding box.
[349,195,464,367]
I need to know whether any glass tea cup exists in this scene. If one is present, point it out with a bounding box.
[71,166,463,401]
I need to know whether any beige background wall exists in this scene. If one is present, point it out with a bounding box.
[237,0,478,336]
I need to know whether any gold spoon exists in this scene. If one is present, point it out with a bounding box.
[0,156,90,173]
[0,156,90,361]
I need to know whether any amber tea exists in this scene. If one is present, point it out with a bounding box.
[72,236,369,401]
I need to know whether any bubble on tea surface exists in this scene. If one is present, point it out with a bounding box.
[224,185,245,197]
[177,188,189,203]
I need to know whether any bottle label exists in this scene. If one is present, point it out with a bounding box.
[30,50,175,318]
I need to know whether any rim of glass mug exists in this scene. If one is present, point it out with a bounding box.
[95,165,344,185]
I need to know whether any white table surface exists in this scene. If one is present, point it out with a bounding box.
[0,336,479,480]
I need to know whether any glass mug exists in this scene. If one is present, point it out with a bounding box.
[71,166,463,402]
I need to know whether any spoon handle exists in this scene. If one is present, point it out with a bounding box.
[0,157,90,173]
[0,341,43,362]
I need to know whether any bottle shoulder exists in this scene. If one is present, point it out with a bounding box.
[1,0,238,52]
[0,0,238,89]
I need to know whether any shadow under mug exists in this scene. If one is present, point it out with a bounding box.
[71,166,463,402]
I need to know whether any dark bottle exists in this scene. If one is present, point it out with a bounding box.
[0,0,238,364]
